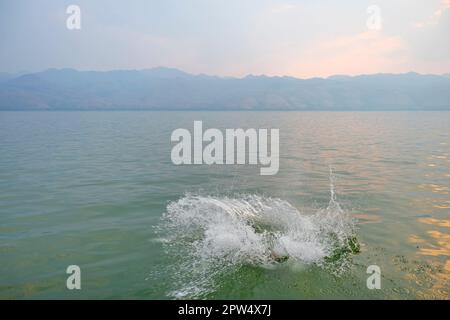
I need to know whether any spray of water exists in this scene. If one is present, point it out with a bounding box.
[157,168,358,298]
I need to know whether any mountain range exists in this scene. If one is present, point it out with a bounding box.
[0,67,449,110]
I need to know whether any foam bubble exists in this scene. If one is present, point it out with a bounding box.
[157,169,357,298]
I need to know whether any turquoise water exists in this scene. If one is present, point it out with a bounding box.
[0,111,449,299]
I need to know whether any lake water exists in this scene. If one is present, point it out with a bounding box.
[0,111,449,299]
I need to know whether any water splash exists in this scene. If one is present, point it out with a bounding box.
[157,169,358,298]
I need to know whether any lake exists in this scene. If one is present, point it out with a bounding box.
[0,111,449,299]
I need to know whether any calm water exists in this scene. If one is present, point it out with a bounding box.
[0,111,449,299]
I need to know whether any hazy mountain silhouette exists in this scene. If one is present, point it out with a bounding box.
[0,68,449,110]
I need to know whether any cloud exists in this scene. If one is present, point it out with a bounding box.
[1,1,449,76]
[273,31,408,78]
[414,0,450,28]
[269,3,300,14]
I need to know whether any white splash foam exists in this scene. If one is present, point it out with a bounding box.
[158,169,356,298]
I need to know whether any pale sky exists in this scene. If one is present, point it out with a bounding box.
[1,0,449,78]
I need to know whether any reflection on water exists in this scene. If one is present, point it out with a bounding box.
[420,231,450,257]
[418,218,450,228]
[369,123,450,298]
[0,111,449,299]
[409,198,449,299]
[418,184,450,195]
[353,213,382,225]
[404,260,450,299]
[411,230,450,257]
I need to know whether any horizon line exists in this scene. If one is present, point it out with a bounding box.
[2,67,450,81]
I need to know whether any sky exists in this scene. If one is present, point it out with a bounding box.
[0,0,449,78]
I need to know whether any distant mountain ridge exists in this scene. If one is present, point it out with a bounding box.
[0,67,449,110]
